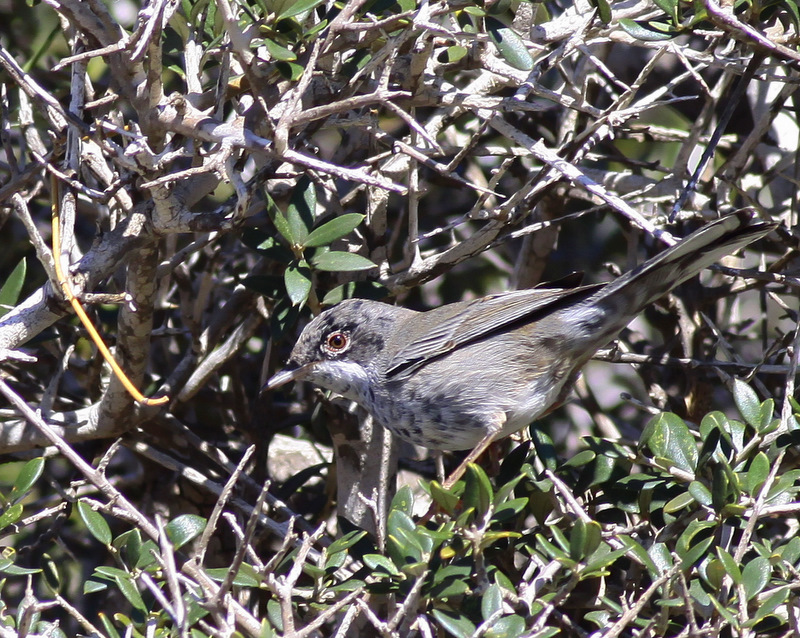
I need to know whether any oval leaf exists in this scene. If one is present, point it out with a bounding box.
[716,546,742,585]
[166,514,206,550]
[391,484,414,517]
[303,214,365,248]
[742,556,770,600]
[618,18,677,41]
[284,260,313,305]
[263,38,296,61]
[664,491,695,514]
[78,501,112,546]
[12,457,44,498]
[277,0,325,19]
[591,0,612,24]
[431,609,476,638]
[688,481,713,506]
[733,379,761,428]
[644,413,698,474]
[0,503,23,531]
[311,251,376,272]
[463,463,493,520]
[747,452,770,497]
[429,480,461,515]
[363,553,400,576]
[113,574,147,612]
[481,583,503,621]
[486,16,533,71]
[286,176,316,245]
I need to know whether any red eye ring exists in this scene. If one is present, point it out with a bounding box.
[324,331,349,353]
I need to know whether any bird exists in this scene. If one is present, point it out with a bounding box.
[266,211,774,488]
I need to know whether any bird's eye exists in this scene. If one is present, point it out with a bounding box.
[323,331,350,354]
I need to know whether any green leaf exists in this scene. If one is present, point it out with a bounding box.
[114,529,143,568]
[757,399,775,433]
[463,463,493,520]
[311,251,376,272]
[648,542,673,574]
[733,379,761,428]
[715,547,742,585]
[485,16,533,71]
[619,536,660,578]
[563,449,595,468]
[590,0,612,24]
[676,521,716,569]
[618,18,677,41]
[0,258,26,318]
[569,519,602,561]
[286,176,316,245]
[688,481,712,507]
[391,485,414,517]
[431,609,475,638]
[166,514,206,549]
[276,0,325,19]
[531,428,558,472]
[84,580,107,594]
[241,231,294,262]
[12,457,44,498]
[98,612,121,638]
[275,62,305,82]
[430,564,472,598]
[491,497,528,523]
[263,38,296,61]
[678,534,715,569]
[748,587,789,626]
[0,503,23,531]
[583,543,629,575]
[78,501,112,546]
[363,553,400,577]
[387,509,423,565]
[326,530,368,563]
[535,533,571,564]
[95,565,132,580]
[742,556,770,600]
[429,480,461,515]
[704,558,726,590]
[711,462,736,512]
[270,208,295,245]
[1,563,41,575]
[242,275,285,298]
[663,491,695,514]
[113,574,147,612]
[481,583,503,621]
[486,615,526,638]
[284,260,313,306]
[642,412,698,474]
[303,214,365,248]
[443,45,468,63]
[653,0,679,22]
[206,563,261,587]
[135,540,159,570]
[746,452,770,497]
[463,6,486,16]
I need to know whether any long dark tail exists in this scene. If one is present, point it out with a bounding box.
[577,209,775,348]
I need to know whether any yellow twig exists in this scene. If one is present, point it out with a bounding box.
[51,179,168,407]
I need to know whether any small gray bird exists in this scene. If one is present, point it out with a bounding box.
[266,211,774,485]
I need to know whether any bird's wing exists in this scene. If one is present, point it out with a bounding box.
[385,284,599,378]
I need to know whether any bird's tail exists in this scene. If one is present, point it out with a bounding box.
[576,209,775,348]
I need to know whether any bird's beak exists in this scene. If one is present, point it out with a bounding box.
[262,363,314,392]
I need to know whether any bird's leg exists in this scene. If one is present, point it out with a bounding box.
[442,414,505,490]
[434,451,446,483]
